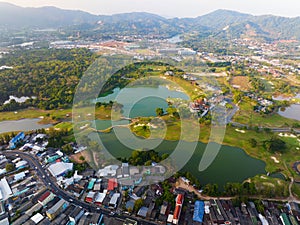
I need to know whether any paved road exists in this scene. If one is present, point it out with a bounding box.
[2,151,158,225]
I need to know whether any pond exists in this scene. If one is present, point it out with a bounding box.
[96,85,189,118]
[278,104,300,121]
[272,93,300,121]
[0,118,52,134]
[89,127,266,188]
[89,84,267,187]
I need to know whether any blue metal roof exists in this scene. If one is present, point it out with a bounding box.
[10,132,25,143]
[193,200,205,223]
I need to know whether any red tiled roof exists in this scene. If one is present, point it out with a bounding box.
[85,197,93,203]
[38,191,51,202]
[176,194,183,205]
[173,205,181,220]
[108,178,118,191]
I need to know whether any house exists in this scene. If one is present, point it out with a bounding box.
[88,178,96,190]
[129,167,140,176]
[69,206,84,223]
[122,163,130,178]
[165,71,174,76]
[280,213,291,225]
[0,156,7,165]
[94,192,106,206]
[66,184,84,198]
[14,171,26,182]
[189,99,210,115]
[167,214,174,223]
[97,165,119,177]
[258,214,269,225]
[9,132,25,149]
[137,207,148,218]
[45,154,61,164]
[30,213,44,224]
[73,170,83,182]
[178,48,197,56]
[146,202,155,219]
[107,178,118,191]
[46,199,69,220]
[93,180,101,191]
[124,218,138,225]
[173,194,184,224]
[125,200,135,211]
[38,191,55,206]
[85,191,96,203]
[160,201,169,215]
[15,160,28,170]
[109,193,120,208]
[90,213,103,225]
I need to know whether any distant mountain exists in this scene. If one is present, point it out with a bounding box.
[0,2,99,28]
[0,2,300,41]
[192,9,253,30]
[252,15,300,40]
[193,10,300,40]
[95,12,184,36]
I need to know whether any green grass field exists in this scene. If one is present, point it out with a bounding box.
[233,99,299,128]
[0,108,71,124]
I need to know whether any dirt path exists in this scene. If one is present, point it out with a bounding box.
[175,178,232,200]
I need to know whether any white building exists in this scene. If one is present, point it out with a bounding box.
[30,213,44,224]
[109,193,120,208]
[14,171,26,182]
[15,160,28,169]
[0,178,12,201]
[97,165,119,177]
[95,192,106,205]
[48,162,73,178]
[258,214,269,225]
[0,218,9,225]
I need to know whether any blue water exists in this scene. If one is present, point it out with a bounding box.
[96,86,189,118]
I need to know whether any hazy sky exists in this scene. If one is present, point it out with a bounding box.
[2,0,300,18]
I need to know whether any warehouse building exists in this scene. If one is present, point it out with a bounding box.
[48,162,73,178]
[0,178,12,201]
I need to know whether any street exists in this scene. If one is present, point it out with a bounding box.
[2,150,158,225]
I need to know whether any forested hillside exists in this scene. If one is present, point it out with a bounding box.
[0,48,96,111]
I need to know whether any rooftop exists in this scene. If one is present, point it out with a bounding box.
[48,162,73,177]
[47,199,68,215]
[30,213,44,224]
[38,191,51,202]
[137,207,148,218]
[0,178,12,201]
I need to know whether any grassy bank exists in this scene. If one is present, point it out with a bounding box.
[0,108,71,124]
[130,116,300,183]
[233,100,299,128]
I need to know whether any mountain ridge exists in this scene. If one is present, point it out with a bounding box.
[0,2,300,40]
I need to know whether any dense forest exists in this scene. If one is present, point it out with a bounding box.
[0,48,96,110]
[0,49,185,111]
